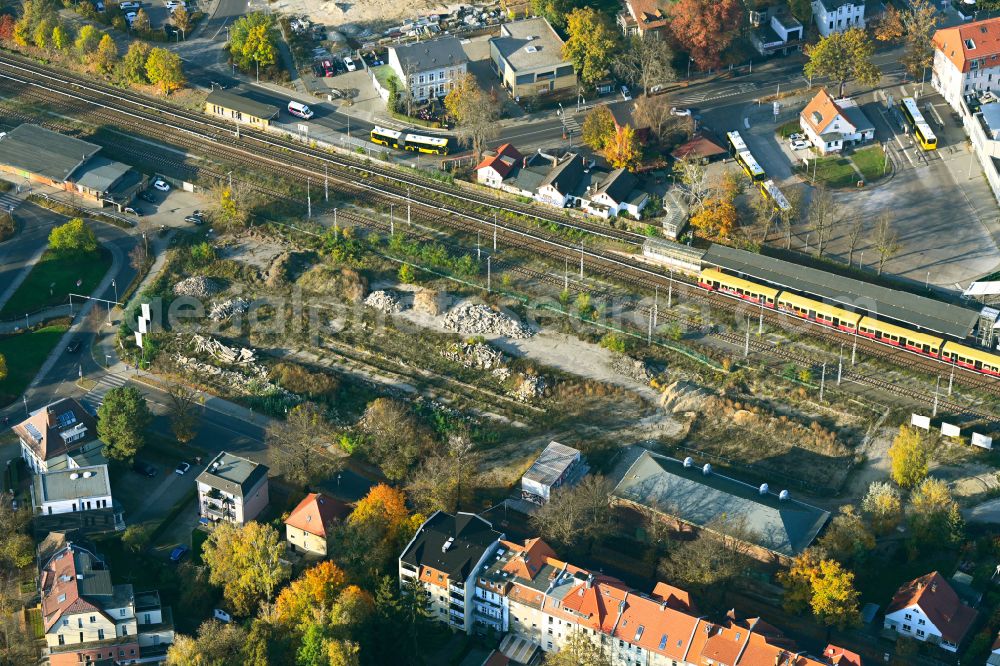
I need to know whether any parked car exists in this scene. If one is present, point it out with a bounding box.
[175,461,191,475]
[620,85,632,101]
[132,461,157,477]
[322,60,335,77]
[120,1,140,9]
[169,545,189,563]
[184,215,203,225]
[343,56,357,72]
[138,191,156,203]
[65,340,81,353]
[165,0,185,8]
[124,11,137,23]
[670,107,692,117]
[124,207,141,216]
[790,140,810,150]
[788,132,805,141]
[153,179,170,192]
[213,609,232,623]
[649,84,667,95]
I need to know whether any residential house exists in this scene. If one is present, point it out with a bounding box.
[196,451,269,525]
[932,18,1000,114]
[285,492,351,558]
[0,124,144,207]
[579,167,649,219]
[883,571,978,652]
[617,0,671,38]
[40,543,173,665]
[205,89,280,129]
[398,511,504,634]
[800,88,875,154]
[15,398,105,475]
[520,441,588,504]
[535,152,585,207]
[610,447,830,563]
[753,11,804,56]
[387,37,468,103]
[476,143,525,189]
[824,644,863,666]
[490,18,576,99]
[811,0,865,37]
[30,464,123,531]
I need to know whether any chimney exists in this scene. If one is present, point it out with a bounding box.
[585,574,593,589]
[47,408,56,427]
[931,582,937,593]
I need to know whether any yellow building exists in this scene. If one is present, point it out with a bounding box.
[205,89,280,129]
[489,18,576,99]
[284,492,351,558]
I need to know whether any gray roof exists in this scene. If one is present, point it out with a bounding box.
[401,511,502,581]
[841,105,875,133]
[701,243,980,338]
[37,465,111,504]
[75,547,114,597]
[611,448,830,558]
[983,102,1000,133]
[492,17,568,71]
[540,152,584,194]
[0,124,100,182]
[522,441,580,488]
[391,37,467,73]
[816,0,862,12]
[72,157,132,194]
[196,451,268,498]
[205,89,279,120]
[596,168,637,203]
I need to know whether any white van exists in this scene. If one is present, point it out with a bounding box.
[287,101,314,119]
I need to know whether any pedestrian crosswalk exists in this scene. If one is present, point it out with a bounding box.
[670,82,758,107]
[0,192,21,213]
[80,372,130,413]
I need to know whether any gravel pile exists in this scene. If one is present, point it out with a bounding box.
[443,303,533,339]
[442,342,506,371]
[173,276,223,298]
[511,374,546,402]
[363,290,403,314]
[209,298,251,321]
[612,354,653,383]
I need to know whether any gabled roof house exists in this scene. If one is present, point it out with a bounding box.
[285,492,351,558]
[15,398,104,474]
[883,571,978,652]
[799,88,875,154]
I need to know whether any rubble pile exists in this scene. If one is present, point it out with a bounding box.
[192,333,256,365]
[442,342,512,381]
[173,276,223,298]
[363,290,403,314]
[209,298,251,321]
[443,303,533,339]
[511,374,546,402]
[178,335,289,398]
[612,354,653,383]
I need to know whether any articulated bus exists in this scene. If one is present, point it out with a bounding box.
[759,179,791,211]
[370,126,403,149]
[370,126,450,155]
[726,130,748,154]
[900,97,938,150]
[736,150,765,181]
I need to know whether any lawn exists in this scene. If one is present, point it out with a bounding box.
[800,155,859,188]
[852,145,889,182]
[776,119,801,138]
[0,323,70,405]
[0,247,111,318]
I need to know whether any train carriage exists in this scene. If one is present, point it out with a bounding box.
[370,126,403,149]
[941,342,1000,376]
[857,317,944,358]
[776,292,861,333]
[699,268,778,307]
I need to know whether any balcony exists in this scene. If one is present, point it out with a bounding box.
[449,592,465,605]
[201,502,233,520]
[448,583,464,595]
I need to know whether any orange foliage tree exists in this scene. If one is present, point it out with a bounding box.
[274,560,348,630]
[668,0,743,70]
[333,484,424,584]
[604,124,642,171]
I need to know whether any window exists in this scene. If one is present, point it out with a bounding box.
[57,594,66,603]
[903,624,912,631]
[121,625,128,636]
[97,629,105,640]
[78,618,83,628]
[904,613,912,620]
[58,634,65,645]
[418,75,425,83]
[916,630,925,637]
[119,609,125,617]
[90,616,96,623]
[918,619,925,625]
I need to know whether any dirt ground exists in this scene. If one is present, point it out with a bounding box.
[271,0,467,34]
[219,236,289,272]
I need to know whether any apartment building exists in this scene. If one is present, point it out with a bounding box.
[811,0,865,37]
[489,18,576,98]
[284,492,351,558]
[617,0,671,38]
[399,511,504,634]
[196,451,269,525]
[932,18,1000,114]
[387,37,469,102]
[40,543,173,665]
[14,398,105,474]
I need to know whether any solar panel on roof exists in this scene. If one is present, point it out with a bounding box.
[57,411,77,428]
[25,424,43,442]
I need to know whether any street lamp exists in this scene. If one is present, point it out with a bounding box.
[687,58,693,79]
[112,279,118,305]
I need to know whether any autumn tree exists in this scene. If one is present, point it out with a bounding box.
[0,15,14,42]
[267,402,345,489]
[97,385,153,461]
[658,515,755,601]
[563,7,620,87]
[690,193,737,240]
[871,211,900,275]
[874,0,938,80]
[615,34,675,95]
[532,476,613,550]
[673,155,712,208]
[604,124,641,171]
[358,397,435,481]
[121,41,151,84]
[202,521,290,615]
[49,217,97,255]
[804,28,881,98]
[544,628,612,666]
[806,185,837,257]
[32,17,51,49]
[406,433,478,514]
[146,47,185,94]
[331,484,422,585]
[229,13,277,72]
[93,33,117,74]
[889,425,929,488]
[530,0,585,29]
[845,216,865,266]
[780,548,861,629]
[862,481,904,535]
[172,6,192,37]
[50,23,70,51]
[443,73,499,162]
[581,105,616,151]
[274,560,348,630]
[817,506,875,565]
[633,94,677,141]
[669,0,743,70]
[908,477,964,547]
[166,619,249,666]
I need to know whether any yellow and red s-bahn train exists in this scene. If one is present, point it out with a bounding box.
[698,268,1000,377]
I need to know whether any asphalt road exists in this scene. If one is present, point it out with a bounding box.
[0,202,63,313]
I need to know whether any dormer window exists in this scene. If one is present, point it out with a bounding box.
[966,39,977,50]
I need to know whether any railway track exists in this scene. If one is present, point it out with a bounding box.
[1,54,998,420]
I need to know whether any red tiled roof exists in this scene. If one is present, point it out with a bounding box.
[671,134,727,161]
[622,0,671,31]
[500,537,556,580]
[824,644,863,666]
[13,398,97,464]
[801,88,846,135]
[934,17,1000,74]
[887,571,978,645]
[475,143,523,178]
[284,493,350,538]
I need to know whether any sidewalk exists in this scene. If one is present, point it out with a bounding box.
[0,191,46,315]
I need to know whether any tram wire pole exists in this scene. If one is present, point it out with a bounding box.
[933,375,941,417]
[487,256,492,293]
[838,344,844,385]
[820,363,826,401]
[948,365,954,396]
[744,315,751,357]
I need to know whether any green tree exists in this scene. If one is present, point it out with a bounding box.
[296,622,330,666]
[243,23,276,71]
[788,0,812,23]
[166,619,248,666]
[130,8,150,33]
[888,425,929,488]
[562,7,619,87]
[48,218,97,255]
[544,628,612,666]
[908,477,964,546]
[397,263,415,284]
[202,521,290,615]
[74,23,100,54]
[804,28,881,98]
[93,33,118,74]
[530,0,584,29]
[228,12,273,69]
[0,354,6,382]
[121,41,151,83]
[817,505,875,565]
[121,524,150,553]
[50,24,71,51]
[96,385,153,461]
[32,17,52,49]
[581,105,616,151]
[145,47,184,94]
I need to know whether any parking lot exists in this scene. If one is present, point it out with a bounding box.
[736,86,1000,287]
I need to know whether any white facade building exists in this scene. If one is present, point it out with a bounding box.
[800,88,876,154]
[811,0,864,37]
[932,18,1000,115]
[387,38,468,103]
[31,464,115,517]
[883,572,977,653]
[196,451,269,525]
